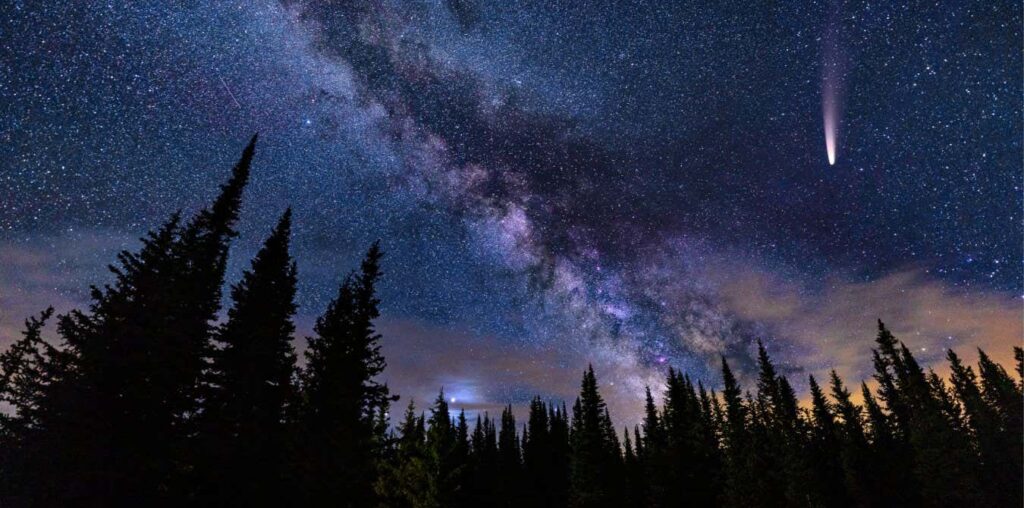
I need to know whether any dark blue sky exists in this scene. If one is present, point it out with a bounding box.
[1,0,1020,419]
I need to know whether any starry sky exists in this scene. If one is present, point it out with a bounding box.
[1,0,1021,422]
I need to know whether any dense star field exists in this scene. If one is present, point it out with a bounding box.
[1,1,1021,422]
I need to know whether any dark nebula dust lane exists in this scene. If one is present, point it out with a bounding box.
[0,0,1021,421]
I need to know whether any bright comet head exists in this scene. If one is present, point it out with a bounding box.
[824,110,836,165]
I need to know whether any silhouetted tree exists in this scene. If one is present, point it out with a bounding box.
[639,386,664,506]
[197,209,298,507]
[0,308,69,505]
[719,356,755,508]
[33,136,256,506]
[377,400,429,507]
[828,371,875,507]
[496,404,524,506]
[806,375,848,507]
[569,366,623,508]
[297,242,393,507]
[525,397,569,507]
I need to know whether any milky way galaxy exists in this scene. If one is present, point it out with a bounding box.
[1,1,1021,423]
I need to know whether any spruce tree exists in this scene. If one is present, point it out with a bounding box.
[640,386,666,507]
[497,404,523,506]
[0,308,68,504]
[828,371,875,506]
[0,309,57,443]
[719,356,754,508]
[451,409,471,507]
[468,412,500,503]
[420,390,460,507]
[865,324,920,506]
[525,397,565,506]
[947,350,1019,507]
[569,366,623,508]
[377,400,429,507]
[548,402,572,507]
[972,349,1023,507]
[298,242,393,507]
[900,342,981,506]
[621,426,644,504]
[661,369,720,506]
[43,136,256,505]
[806,375,848,507]
[747,344,793,506]
[198,209,299,506]
[977,349,1023,440]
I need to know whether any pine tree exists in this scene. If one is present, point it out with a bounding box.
[971,349,1023,507]
[660,369,720,506]
[747,343,793,506]
[548,402,572,507]
[448,409,470,506]
[865,324,920,506]
[639,386,665,506]
[977,349,1023,441]
[40,136,256,505]
[525,397,566,506]
[418,390,460,507]
[198,209,299,506]
[806,375,848,507]
[719,356,755,508]
[377,400,429,507]
[621,426,644,504]
[569,366,623,508]
[827,371,874,506]
[467,412,500,503]
[0,308,69,504]
[298,242,393,507]
[497,404,523,506]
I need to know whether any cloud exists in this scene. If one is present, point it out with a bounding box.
[714,265,1022,390]
[377,317,664,427]
[0,231,131,347]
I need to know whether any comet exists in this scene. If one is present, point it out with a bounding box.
[822,2,842,166]
[823,75,838,166]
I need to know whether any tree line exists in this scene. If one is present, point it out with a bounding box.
[0,137,1020,507]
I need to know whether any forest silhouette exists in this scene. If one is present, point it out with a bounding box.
[1,138,1020,507]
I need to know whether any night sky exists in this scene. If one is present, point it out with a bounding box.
[1,0,1021,422]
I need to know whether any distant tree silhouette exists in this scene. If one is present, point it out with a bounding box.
[524,396,569,507]
[466,410,499,502]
